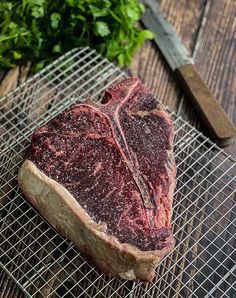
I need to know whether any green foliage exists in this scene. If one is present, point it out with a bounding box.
[0,0,154,72]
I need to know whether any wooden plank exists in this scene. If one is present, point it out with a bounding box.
[130,0,206,111]
[171,2,236,297]
[0,270,24,298]
[194,0,235,117]
[0,67,20,98]
[177,0,236,157]
[0,62,31,107]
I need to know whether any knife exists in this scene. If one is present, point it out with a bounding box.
[141,0,236,147]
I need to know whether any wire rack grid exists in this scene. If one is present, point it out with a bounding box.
[0,47,235,298]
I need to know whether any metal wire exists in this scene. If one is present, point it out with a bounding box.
[1,47,236,298]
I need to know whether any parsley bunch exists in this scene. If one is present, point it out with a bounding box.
[0,0,153,72]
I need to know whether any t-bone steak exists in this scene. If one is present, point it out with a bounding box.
[18,77,176,281]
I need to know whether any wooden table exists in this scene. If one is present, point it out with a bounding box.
[1,0,235,297]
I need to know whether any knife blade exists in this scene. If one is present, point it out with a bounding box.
[141,0,236,147]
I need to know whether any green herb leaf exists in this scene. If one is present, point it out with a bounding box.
[126,6,139,21]
[0,0,154,70]
[31,6,44,18]
[52,44,62,53]
[12,51,22,59]
[50,13,61,30]
[94,21,110,37]
[89,5,109,18]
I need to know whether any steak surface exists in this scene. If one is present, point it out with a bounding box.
[27,78,175,252]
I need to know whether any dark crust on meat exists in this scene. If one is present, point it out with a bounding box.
[18,160,175,281]
[26,78,176,252]
[18,77,176,281]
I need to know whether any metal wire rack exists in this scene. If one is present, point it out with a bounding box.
[0,47,235,298]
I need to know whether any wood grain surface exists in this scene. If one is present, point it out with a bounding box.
[1,0,236,297]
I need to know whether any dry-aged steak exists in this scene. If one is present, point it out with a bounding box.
[18,77,176,281]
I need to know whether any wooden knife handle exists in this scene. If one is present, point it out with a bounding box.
[175,63,236,147]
